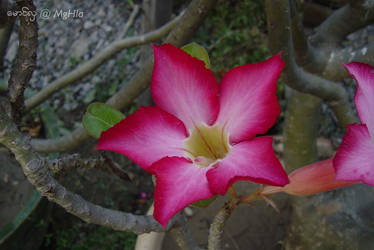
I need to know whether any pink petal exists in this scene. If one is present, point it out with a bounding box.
[151,44,219,130]
[149,157,215,226]
[215,54,284,143]
[344,62,374,138]
[206,137,289,195]
[333,124,374,186]
[97,106,187,170]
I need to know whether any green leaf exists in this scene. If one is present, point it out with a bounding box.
[82,103,125,139]
[191,195,218,208]
[182,43,211,69]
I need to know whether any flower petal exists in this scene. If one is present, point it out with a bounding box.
[333,124,374,186]
[151,44,219,131]
[344,62,374,138]
[97,106,187,170]
[206,137,289,195]
[215,54,284,143]
[149,157,215,226]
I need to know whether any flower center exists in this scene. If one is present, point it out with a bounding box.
[184,124,230,167]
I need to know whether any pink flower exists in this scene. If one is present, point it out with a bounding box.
[263,159,356,196]
[334,62,374,185]
[97,44,289,226]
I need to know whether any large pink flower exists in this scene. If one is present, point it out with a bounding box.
[97,44,289,226]
[334,62,374,185]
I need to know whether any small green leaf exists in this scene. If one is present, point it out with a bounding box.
[191,195,218,208]
[82,103,125,138]
[182,43,211,69]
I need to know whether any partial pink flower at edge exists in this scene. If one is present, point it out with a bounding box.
[97,44,289,226]
[263,159,358,196]
[333,62,374,186]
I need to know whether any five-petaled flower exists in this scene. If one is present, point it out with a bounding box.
[97,44,289,226]
[334,62,374,186]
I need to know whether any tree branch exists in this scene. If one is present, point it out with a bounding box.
[265,0,357,128]
[118,4,140,39]
[0,105,178,234]
[208,202,236,250]
[25,13,181,111]
[46,153,132,181]
[30,0,215,153]
[283,88,321,172]
[7,0,37,122]
[47,153,107,173]
[311,2,374,47]
[289,0,325,73]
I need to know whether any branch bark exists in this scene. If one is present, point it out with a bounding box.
[0,105,178,234]
[30,0,215,153]
[46,153,131,181]
[207,202,235,250]
[7,0,37,122]
[283,88,321,172]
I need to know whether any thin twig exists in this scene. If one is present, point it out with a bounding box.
[118,4,140,39]
[102,153,132,182]
[25,13,181,111]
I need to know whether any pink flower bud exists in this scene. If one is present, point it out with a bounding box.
[262,159,358,196]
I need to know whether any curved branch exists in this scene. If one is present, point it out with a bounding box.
[25,14,180,111]
[31,0,215,153]
[8,0,37,122]
[289,0,326,73]
[0,105,176,234]
[311,2,374,47]
[265,0,357,128]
